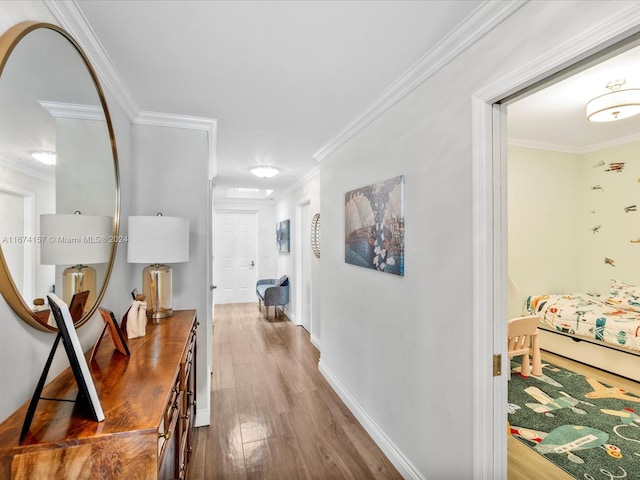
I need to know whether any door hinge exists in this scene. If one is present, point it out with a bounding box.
[493,354,502,377]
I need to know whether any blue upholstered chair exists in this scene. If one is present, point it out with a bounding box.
[256,275,289,318]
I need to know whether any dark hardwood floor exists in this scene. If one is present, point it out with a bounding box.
[188,302,402,479]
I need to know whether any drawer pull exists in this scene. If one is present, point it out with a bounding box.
[159,430,172,440]
[186,391,194,397]
[181,412,190,420]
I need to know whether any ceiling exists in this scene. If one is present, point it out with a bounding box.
[508,43,640,153]
[9,1,633,199]
[71,0,485,200]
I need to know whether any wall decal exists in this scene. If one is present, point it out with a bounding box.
[591,225,601,234]
[591,185,603,191]
[605,162,625,172]
[604,257,616,267]
[630,239,640,244]
[345,175,404,276]
[625,205,637,213]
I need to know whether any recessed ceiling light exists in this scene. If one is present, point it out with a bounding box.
[250,166,280,178]
[31,151,56,165]
[226,187,275,199]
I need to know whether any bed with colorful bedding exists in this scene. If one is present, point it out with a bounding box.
[525,280,640,354]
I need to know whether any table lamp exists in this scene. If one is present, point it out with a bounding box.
[40,212,113,308]
[127,214,189,319]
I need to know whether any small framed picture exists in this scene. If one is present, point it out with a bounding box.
[92,307,130,360]
[47,293,105,422]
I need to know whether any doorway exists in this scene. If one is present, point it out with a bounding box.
[503,37,640,479]
[0,187,35,301]
[472,20,640,479]
[213,210,259,304]
[298,201,312,333]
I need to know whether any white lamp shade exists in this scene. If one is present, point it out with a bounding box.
[586,88,640,122]
[40,214,113,265]
[127,215,189,264]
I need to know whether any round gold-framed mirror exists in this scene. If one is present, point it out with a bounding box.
[0,21,120,331]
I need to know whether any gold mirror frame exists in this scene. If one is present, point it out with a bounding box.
[0,21,120,331]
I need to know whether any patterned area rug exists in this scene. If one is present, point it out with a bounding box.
[508,358,640,479]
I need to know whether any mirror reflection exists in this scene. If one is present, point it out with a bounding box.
[0,25,118,330]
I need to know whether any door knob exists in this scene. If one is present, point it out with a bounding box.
[250,260,255,267]
[210,285,217,290]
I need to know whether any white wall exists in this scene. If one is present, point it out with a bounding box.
[507,146,582,312]
[317,2,639,478]
[274,171,321,343]
[130,123,210,425]
[0,2,133,422]
[509,142,640,308]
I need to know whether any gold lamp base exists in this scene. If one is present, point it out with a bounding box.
[62,264,96,312]
[142,264,173,319]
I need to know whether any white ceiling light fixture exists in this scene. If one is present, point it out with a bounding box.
[586,79,640,122]
[31,151,57,165]
[250,166,280,178]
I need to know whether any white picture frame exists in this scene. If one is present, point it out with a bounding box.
[47,293,105,422]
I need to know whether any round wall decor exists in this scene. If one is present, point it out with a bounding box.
[311,213,320,258]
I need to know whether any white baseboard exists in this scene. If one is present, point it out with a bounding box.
[310,334,321,351]
[318,360,424,480]
[194,407,210,427]
[283,305,297,324]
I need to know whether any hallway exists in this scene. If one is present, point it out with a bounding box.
[188,303,401,479]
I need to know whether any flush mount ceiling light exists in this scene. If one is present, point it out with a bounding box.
[31,151,56,165]
[250,166,280,178]
[586,79,640,122]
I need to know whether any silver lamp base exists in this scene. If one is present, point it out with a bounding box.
[142,264,173,319]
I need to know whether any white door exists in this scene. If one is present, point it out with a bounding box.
[213,211,258,304]
[0,190,25,291]
[300,203,311,332]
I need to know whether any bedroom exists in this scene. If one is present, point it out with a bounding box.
[506,37,640,478]
[507,39,640,377]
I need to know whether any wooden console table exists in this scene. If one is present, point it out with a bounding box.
[0,309,198,480]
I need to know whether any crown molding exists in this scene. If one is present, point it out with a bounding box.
[508,138,581,154]
[510,132,640,155]
[45,0,140,121]
[0,158,54,184]
[582,132,640,153]
[38,101,104,121]
[312,0,527,162]
[134,111,216,131]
